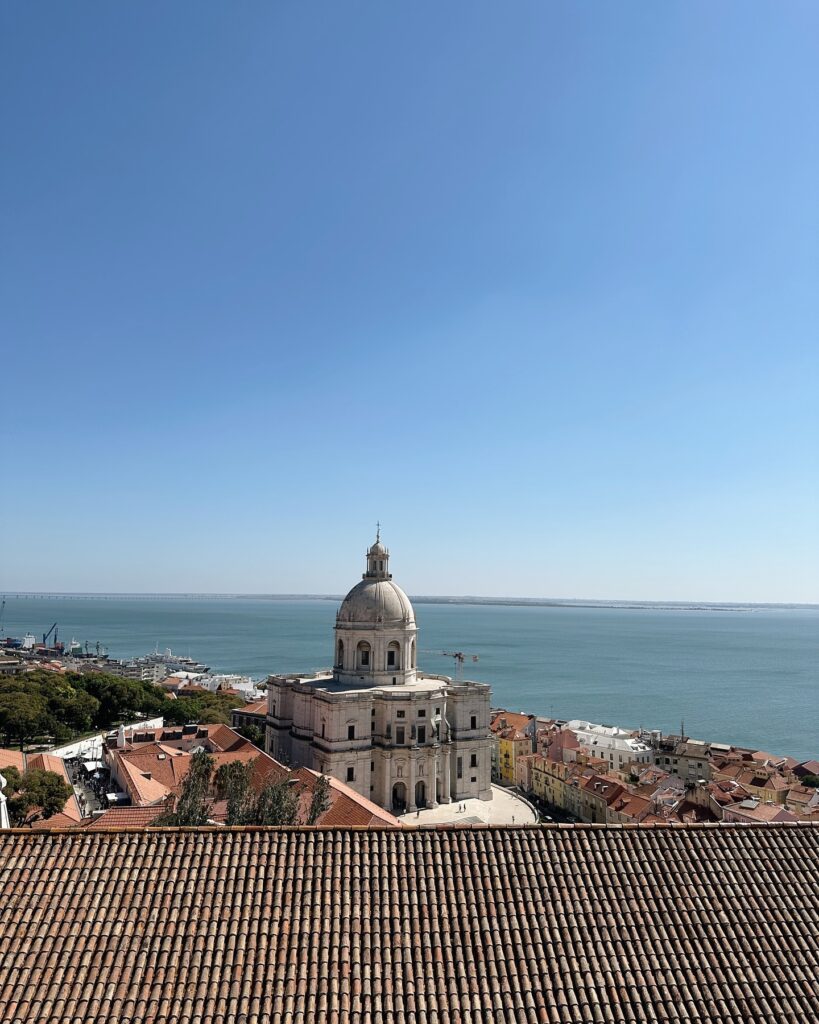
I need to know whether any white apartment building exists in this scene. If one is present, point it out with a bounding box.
[565,719,654,773]
[267,534,492,814]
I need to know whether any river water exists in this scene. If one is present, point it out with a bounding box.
[2,595,817,760]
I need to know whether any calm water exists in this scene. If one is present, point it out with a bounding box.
[2,596,817,760]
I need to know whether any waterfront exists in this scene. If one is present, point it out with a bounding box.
[2,595,817,760]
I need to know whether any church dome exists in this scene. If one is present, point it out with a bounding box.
[337,579,415,627]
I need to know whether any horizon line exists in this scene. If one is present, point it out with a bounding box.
[2,591,818,610]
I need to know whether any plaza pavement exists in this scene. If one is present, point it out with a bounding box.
[398,784,538,826]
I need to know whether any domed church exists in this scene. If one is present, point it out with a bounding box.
[266,533,492,814]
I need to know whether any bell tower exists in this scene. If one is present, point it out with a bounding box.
[364,524,391,580]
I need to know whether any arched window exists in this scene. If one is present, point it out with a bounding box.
[387,641,401,670]
[336,639,344,667]
[410,640,416,668]
[356,641,371,669]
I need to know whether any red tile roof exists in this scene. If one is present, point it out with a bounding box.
[0,749,25,773]
[0,824,816,1023]
[233,698,267,715]
[490,710,534,736]
[291,768,399,828]
[83,806,166,829]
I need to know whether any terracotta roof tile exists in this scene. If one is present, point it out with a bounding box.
[0,823,816,1023]
[233,698,267,715]
[82,806,165,829]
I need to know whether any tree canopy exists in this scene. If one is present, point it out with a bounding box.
[153,755,331,828]
[0,669,241,750]
[1,766,73,827]
[153,750,215,827]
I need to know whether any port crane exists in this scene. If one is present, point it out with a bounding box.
[421,649,479,681]
[42,622,58,646]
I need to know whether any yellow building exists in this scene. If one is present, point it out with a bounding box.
[530,756,579,812]
[490,711,535,784]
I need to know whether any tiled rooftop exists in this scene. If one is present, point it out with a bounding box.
[0,823,817,1023]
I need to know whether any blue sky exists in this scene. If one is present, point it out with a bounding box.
[2,3,818,601]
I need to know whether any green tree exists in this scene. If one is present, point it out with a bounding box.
[254,776,301,826]
[153,750,215,826]
[0,765,22,794]
[307,774,332,825]
[162,697,202,725]
[0,691,50,749]
[236,724,264,748]
[198,706,229,725]
[4,768,73,827]
[59,689,100,733]
[214,760,255,825]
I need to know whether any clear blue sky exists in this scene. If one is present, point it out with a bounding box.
[2,3,817,601]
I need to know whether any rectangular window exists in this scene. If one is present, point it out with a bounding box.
[387,650,396,667]
[396,727,405,745]
[418,709,426,717]
[417,726,426,744]
[346,767,355,782]
[371,761,374,772]
[435,707,440,716]
[470,754,477,768]
[348,725,355,740]
[470,715,477,730]
[457,757,463,779]
[397,710,405,718]
[361,650,369,666]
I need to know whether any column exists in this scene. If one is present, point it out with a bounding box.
[408,756,416,813]
[441,746,452,803]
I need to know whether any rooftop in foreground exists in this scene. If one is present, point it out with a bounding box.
[0,822,816,1024]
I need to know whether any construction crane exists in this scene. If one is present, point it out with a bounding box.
[421,649,479,682]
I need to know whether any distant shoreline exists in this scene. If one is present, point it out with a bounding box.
[3,593,817,612]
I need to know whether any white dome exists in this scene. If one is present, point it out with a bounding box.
[337,579,415,627]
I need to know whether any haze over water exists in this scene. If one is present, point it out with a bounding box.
[3,595,817,761]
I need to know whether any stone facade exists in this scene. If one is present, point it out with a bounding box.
[266,535,492,814]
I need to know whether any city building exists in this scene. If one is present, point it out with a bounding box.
[103,723,268,808]
[577,773,625,823]
[100,722,397,827]
[565,720,654,773]
[231,698,267,735]
[266,534,492,814]
[0,656,24,677]
[490,711,536,783]
[650,735,715,781]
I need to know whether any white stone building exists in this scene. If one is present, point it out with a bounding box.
[565,720,654,773]
[266,534,492,814]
